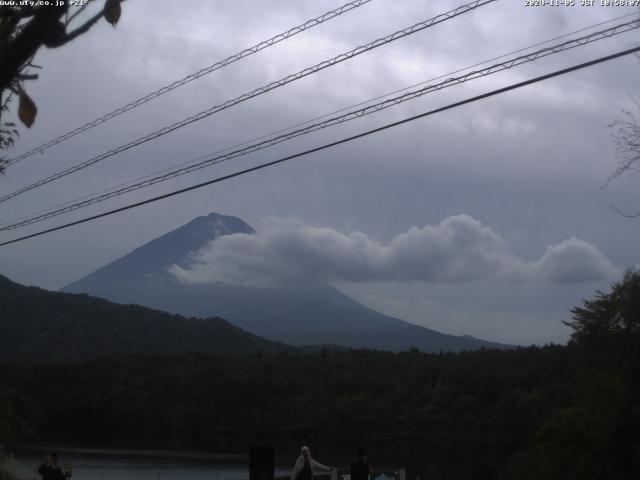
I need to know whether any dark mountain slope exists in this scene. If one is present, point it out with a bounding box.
[65,213,255,291]
[0,274,291,362]
[63,212,511,352]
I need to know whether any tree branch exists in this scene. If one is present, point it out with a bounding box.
[0,6,37,20]
[53,0,124,46]
[65,2,90,26]
[16,73,38,81]
[0,4,68,91]
[60,7,106,45]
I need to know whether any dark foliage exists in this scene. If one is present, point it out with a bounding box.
[0,343,636,479]
[0,274,293,362]
[2,348,571,458]
[0,1,124,172]
[1,272,639,478]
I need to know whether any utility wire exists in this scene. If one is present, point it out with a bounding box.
[1,45,638,248]
[0,0,496,205]
[4,9,633,231]
[5,0,374,167]
[2,18,637,232]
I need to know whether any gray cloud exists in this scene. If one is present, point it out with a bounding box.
[170,215,619,288]
[529,236,621,284]
[1,0,638,345]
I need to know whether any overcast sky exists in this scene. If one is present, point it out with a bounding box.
[1,0,639,345]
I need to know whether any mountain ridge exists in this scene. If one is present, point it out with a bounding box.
[65,213,255,291]
[0,273,294,362]
[63,212,512,352]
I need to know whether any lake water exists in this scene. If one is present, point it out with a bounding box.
[5,442,517,480]
[6,446,294,480]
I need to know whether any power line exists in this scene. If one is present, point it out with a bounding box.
[3,17,635,231]
[4,0,375,167]
[4,9,633,231]
[3,17,637,232]
[0,0,496,205]
[2,45,638,248]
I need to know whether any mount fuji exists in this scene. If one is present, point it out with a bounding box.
[63,213,510,352]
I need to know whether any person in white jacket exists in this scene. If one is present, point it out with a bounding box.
[291,446,332,480]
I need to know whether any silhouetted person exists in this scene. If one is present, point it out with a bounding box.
[38,453,65,480]
[291,446,331,480]
[350,448,370,480]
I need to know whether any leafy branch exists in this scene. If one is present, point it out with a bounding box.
[0,1,124,175]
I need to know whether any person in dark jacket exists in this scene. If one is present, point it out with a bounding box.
[350,448,371,480]
[38,453,65,480]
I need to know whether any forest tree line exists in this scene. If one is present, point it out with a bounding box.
[1,272,639,479]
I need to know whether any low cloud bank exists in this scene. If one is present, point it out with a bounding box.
[170,215,620,288]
